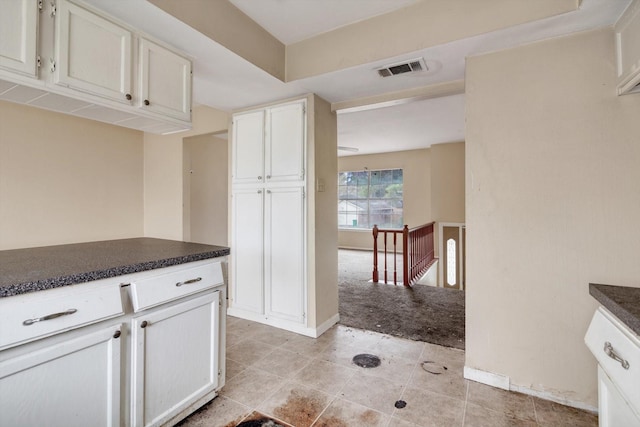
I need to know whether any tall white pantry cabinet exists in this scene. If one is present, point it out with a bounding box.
[228,95,340,337]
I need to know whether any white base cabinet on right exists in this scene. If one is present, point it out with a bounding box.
[585,307,640,426]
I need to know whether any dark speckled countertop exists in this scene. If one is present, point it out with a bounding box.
[590,283,640,337]
[0,238,230,298]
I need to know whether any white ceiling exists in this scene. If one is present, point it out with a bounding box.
[84,0,631,156]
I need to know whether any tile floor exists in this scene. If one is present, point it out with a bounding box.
[178,316,598,427]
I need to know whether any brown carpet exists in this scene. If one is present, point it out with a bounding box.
[338,249,465,349]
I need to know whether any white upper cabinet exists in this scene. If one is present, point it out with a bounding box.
[232,100,305,185]
[55,0,133,104]
[232,110,265,184]
[266,101,305,182]
[139,38,192,122]
[616,0,640,94]
[0,0,38,77]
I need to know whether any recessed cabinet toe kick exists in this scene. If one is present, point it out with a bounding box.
[0,239,229,427]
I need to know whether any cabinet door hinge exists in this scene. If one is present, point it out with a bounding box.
[38,0,43,11]
[218,369,222,377]
[302,189,306,199]
[36,56,41,68]
[49,58,56,72]
[50,1,56,17]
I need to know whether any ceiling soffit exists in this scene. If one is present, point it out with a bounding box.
[285,0,579,81]
[148,0,285,81]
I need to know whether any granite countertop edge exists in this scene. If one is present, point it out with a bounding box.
[589,283,640,337]
[1,244,230,299]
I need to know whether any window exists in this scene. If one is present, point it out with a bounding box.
[338,169,403,229]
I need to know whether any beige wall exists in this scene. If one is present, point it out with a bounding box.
[309,94,339,328]
[0,101,143,250]
[183,133,228,246]
[144,105,229,240]
[466,28,640,407]
[338,149,431,250]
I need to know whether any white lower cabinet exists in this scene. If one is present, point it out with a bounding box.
[131,292,220,427]
[231,186,305,327]
[0,258,226,427]
[0,323,123,427]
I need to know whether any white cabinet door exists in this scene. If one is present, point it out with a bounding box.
[265,101,305,183]
[0,0,38,77]
[231,188,265,314]
[597,366,640,427]
[265,187,305,323]
[138,38,191,122]
[131,292,220,427]
[0,324,122,427]
[232,110,265,184]
[55,0,133,104]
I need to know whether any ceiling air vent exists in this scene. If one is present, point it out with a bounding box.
[377,58,427,78]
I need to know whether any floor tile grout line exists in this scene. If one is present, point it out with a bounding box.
[460,380,469,427]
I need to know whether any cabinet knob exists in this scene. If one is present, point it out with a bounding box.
[125,93,132,101]
[140,320,148,329]
[258,176,262,180]
[266,175,271,179]
[113,330,121,339]
[144,99,150,106]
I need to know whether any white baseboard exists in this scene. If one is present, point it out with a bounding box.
[510,384,598,413]
[314,313,340,337]
[464,366,510,390]
[227,307,339,338]
[464,366,598,413]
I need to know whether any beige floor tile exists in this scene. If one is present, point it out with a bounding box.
[463,402,537,427]
[225,359,246,381]
[467,382,536,422]
[421,342,465,372]
[394,386,465,427]
[320,326,383,351]
[407,360,468,400]
[251,326,303,347]
[388,418,423,427]
[281,334,332,357]
[317,343,369,368]
[252,348,312,378]
[361,355,418,386]
[175,396,250,427]
[258,381,333,427]
[339,371,405,414]
[226,339,277,366]
[226,331,245,348]
[374,335,426,361]
[312,398,390,427]
[533,397,598,426]
[227,319,273,337]
[293,360,357,395]
[220,367,286,408]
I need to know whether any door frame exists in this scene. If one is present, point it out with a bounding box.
[438,222,465,290]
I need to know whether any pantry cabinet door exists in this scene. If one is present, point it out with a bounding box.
[55,0,133,104]
[264,187,305,323]
[231,188,265,314]
[138,38,191,122]
[131,292,220,427]
[232,110,265,184]
[265,101,305,183]
[0,0,38,77]
[0,324,122,427]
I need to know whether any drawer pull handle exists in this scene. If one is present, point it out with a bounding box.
[23,309,77,326]
[604,342,630,370]
[176,277,202,287]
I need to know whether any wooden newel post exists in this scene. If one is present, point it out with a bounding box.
[402,225,409,287]
[372,225,379,282]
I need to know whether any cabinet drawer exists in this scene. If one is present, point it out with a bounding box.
[130,261,223,312]
[585,308,640,409]
[0,281,123,350]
